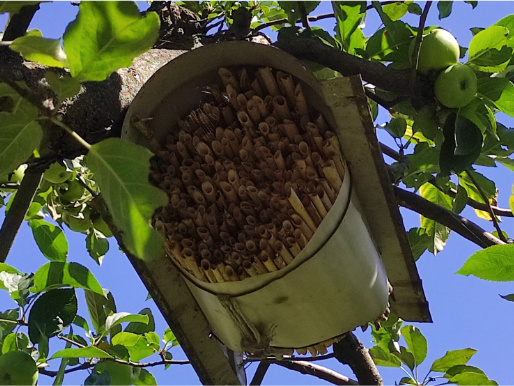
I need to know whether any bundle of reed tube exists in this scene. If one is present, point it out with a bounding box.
[149,65,346,284]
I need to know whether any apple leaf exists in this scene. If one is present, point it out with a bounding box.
[33,262,104,295]
[494,14,514,47]
[430,348,477,372]
[437,1,453,19]
[406,227,432,261]
[63,1,160,81]
[457,244,514,281]
[136,369,158,386]
[477,77,514,117]
[0,83,43,176]
[111,332,154,361]
[45,71,81,101]
[101,312,149,339]
[468,26,511,72]
[369,346,402,367]
[10,30,67,68]
[500,293,514,302]
[419,183,452,254]
[401,325,427,366]
[454,114,483,156]
[29,220,68,262]
[50,346,113,360]
[86,138,168,261]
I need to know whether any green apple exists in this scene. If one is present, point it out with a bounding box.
[94,361,141,385]
[0,351,38,385]
[411,29,460,75]
[434,64,477,108]
[43,162,72,184]
[58,180,85,202]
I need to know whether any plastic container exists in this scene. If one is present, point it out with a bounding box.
[122,41,389,354]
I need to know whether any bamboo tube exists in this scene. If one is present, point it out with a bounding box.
[323,160,343,191]
[282,120,300,141]
[272,253,287,269]
[211,266,225,282]
[290,213,314,240]
[225,264,240,281]
[274,150,286,170]
[294,228,308,249]
[227,169,240,190]
[201,259,218,283]
[191,189,207,206]
[252,95,267,117]
[310,191,328,218]
[273,240,294,264]
[298,141,314,167]
[259,238,274,258]
[237,110,253,130]
[294,83,309,116]
[257,121,270,137]
[243,259,259,277]
[285,237,301,257]
[276,71,296,107]
[211,140,224,158]
[236,93,247,110]
[301,194,322,227]
[225,128,240,155]
[222,106,236,125]
[273,95,291,120]
[220,181,238,203]
[286,185,317,233]
[246,99,261,122]
[258,67,280,96]
[250,78,264,97]
[183,247,206,280]
[260,250,278,272]
[218,67,239,91]
[320,178,337,204]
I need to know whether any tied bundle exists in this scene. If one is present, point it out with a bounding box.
[149,66,346,284]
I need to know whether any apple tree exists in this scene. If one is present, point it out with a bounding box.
[0,1,513,385]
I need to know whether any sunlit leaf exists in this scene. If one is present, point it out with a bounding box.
[332,2,366,54]
[111,332,154,361]
[0,1,40,14]
[63,1,160,81]
[50,346,113,360]
[135,369,157,386]
[29,219,68,262]
[419,183,452,253]
[86,138,168,260]
[369,345,401,367]
[401,325,427,366]
[33,262,104,295]
[86,230,109,265]
[125,308,155,334]
[45,71,81,101]
[383,2,408,20]
[406,227,432,260]
[431,348,477,372]
[102,312,149,339]
[494,14,514,47]
[0,263,21,291]
[1,332,30,354]
[445,365,498,385]
[85,288,116,335]
[10,30,67,68]
[457,244,514,281]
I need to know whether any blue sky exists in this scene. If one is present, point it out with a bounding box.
[2,1,514,385]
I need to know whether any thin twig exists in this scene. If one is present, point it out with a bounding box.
[465,169,508,242]
[274,360,358,385]
[297,2,311,30]
[250,361,270,385]
[57,334,86,348]
[394,186,505,248]
[48,117,92,151]
[410,2,432,82]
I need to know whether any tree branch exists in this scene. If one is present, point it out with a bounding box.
[275,37,433,100]
[250,361,270,385]
[0,170,43,263]
[333,333,383,385]
[394,186,505,248]
[274,360,358,385]
[2,3,40,41]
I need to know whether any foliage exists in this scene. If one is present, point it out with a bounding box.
[1,0,514,384]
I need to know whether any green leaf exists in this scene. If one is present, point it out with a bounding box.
[459,99,496,138]
[63,1,160,81]
[397,346,415,371]
[102,312,149,339]
[406,227,432,260]
[86,138,168,260]
[0,263,21,290]
[494,14,514,47]
[453,185,468,214]
[110,332,154,361]
[85,288,117,335]
[383,2,408,21]
[163,327,179,347]
[50,346,114,360]
[0,83,43,177]
[478,77,514,117]
[468,26,512,72]
[459,171,496,202]
[1,332,30,354]
[369,345,402,367]
[33,262,104,295]
[457,244,514,281]
[431,348,477,372]
[86,230,109,265]
[10,30,67,68]
[386,117,407,138]
[500,293,514,302]
[401,325,427,366]
[278,1,320,25]
[45,71,81,101]
[135,368,157,386]
[439,113,482,175]
[125,308,155,335]
[0,1,40,14]
[73,314,90,332]
[332,2,366,54]
[29,219,68,262]
[445,365,498,385]
[407,3,422,15]
[437,1,453,19]
[464,1,478,8]
[419,183,452,253]
[6,273,34,307]
[28,288,77,345]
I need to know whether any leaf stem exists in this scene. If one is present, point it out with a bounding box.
[48,117,92,151]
